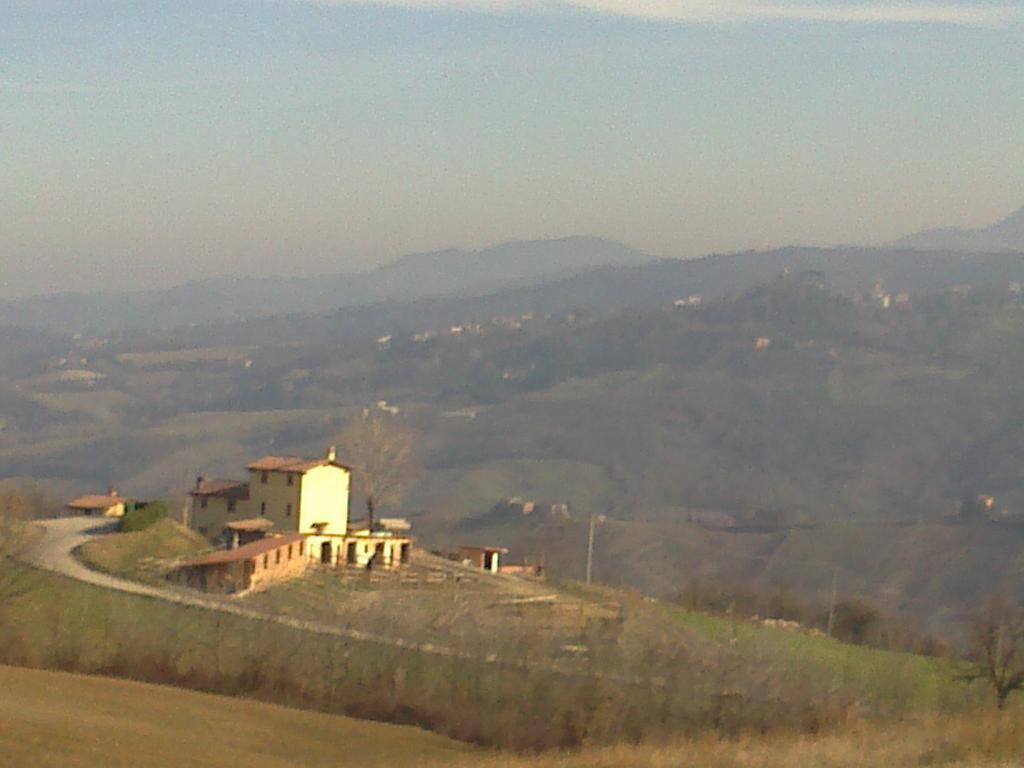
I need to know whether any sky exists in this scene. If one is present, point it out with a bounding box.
[2,1,1022,298]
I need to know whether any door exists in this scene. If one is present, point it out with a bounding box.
[320,541,333,564]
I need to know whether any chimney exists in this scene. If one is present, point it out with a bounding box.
[326,445,337,462]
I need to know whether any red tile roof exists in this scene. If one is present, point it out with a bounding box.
[190,479,250,499]
[247,455,306,471]
[181,534,306,567]
[66,494,127,510]
[459,545,510,554]
[224,517,274,532]
[247,455,351,473]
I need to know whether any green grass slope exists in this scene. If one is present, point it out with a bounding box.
[0,665,476,768]
[76,517,209,583]
[0,557,1005,752]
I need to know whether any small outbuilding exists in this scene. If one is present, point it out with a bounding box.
[175,534,307,594]
[66,489,128,517]
[458,545,509,573]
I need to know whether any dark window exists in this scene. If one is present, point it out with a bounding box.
[261,471,268,484]
[260,501,266,516]
[275,549,281,564]
[263,554,268,568]
[227,499,236,512]
[286,503,292,517]
[299,541,304,556]
[200,497,208,509]
[287,474,294,486]
[288,544,293,560]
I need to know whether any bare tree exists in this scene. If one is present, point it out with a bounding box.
[961,592,1024,709]
[0,484,48,613]
[335,411,421,531]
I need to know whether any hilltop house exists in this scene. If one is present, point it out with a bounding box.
[189,447,351,538]
[188,446,412,571]
[66,489,128,517]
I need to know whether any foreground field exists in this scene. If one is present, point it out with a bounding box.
[0,665,477,768]
[3,665,1022,768]
[3,516,1010,752]
[482,715,1024,768]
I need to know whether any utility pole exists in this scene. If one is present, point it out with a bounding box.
[827,569,839,637]
[585,513,596,584]
[585,513,606,585]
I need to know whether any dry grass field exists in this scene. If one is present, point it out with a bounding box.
[477,715,1024,768]
[3,665,1022,768]
[0,665,478,768]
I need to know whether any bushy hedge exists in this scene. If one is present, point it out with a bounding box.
[119,501,168,533]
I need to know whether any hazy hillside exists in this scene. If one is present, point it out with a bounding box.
[8,242,1024,340]
[0,237,651,333]
[111,245,1024,352]
[895,206,1024,253]
[6,256,1024,633]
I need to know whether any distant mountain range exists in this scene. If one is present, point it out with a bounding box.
[0,236,652,334]
[6,231,1024,338]
[895,205,1024,253]
[146,245,1024,350]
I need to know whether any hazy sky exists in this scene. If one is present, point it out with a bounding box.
[2,1,1022,298]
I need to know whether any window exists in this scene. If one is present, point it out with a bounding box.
[275,549,281,564]
[227,499,236,513]
[260,501,266,516]
[286,503,292,517]
[287,474,294,486]
[261,471,268,484]
[287,544,293,560]
[200,497,208,509]
[299,541,304,556]
[263,554,268,569]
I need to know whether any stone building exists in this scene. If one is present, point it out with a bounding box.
[176,534,307,594]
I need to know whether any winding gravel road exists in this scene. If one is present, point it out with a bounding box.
[20,517,643,683]
[21,516,463,656]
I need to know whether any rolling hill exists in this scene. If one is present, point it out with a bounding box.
[101,244,1024,351]
[0,236,651,333]
[895,205,1024,253]
[6,250,1024,636]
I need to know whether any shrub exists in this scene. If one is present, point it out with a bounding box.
[119,501,168,533]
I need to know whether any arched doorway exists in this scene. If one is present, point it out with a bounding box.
[320,541,333,565]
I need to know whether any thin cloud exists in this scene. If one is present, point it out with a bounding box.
[298,0,1020,26]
